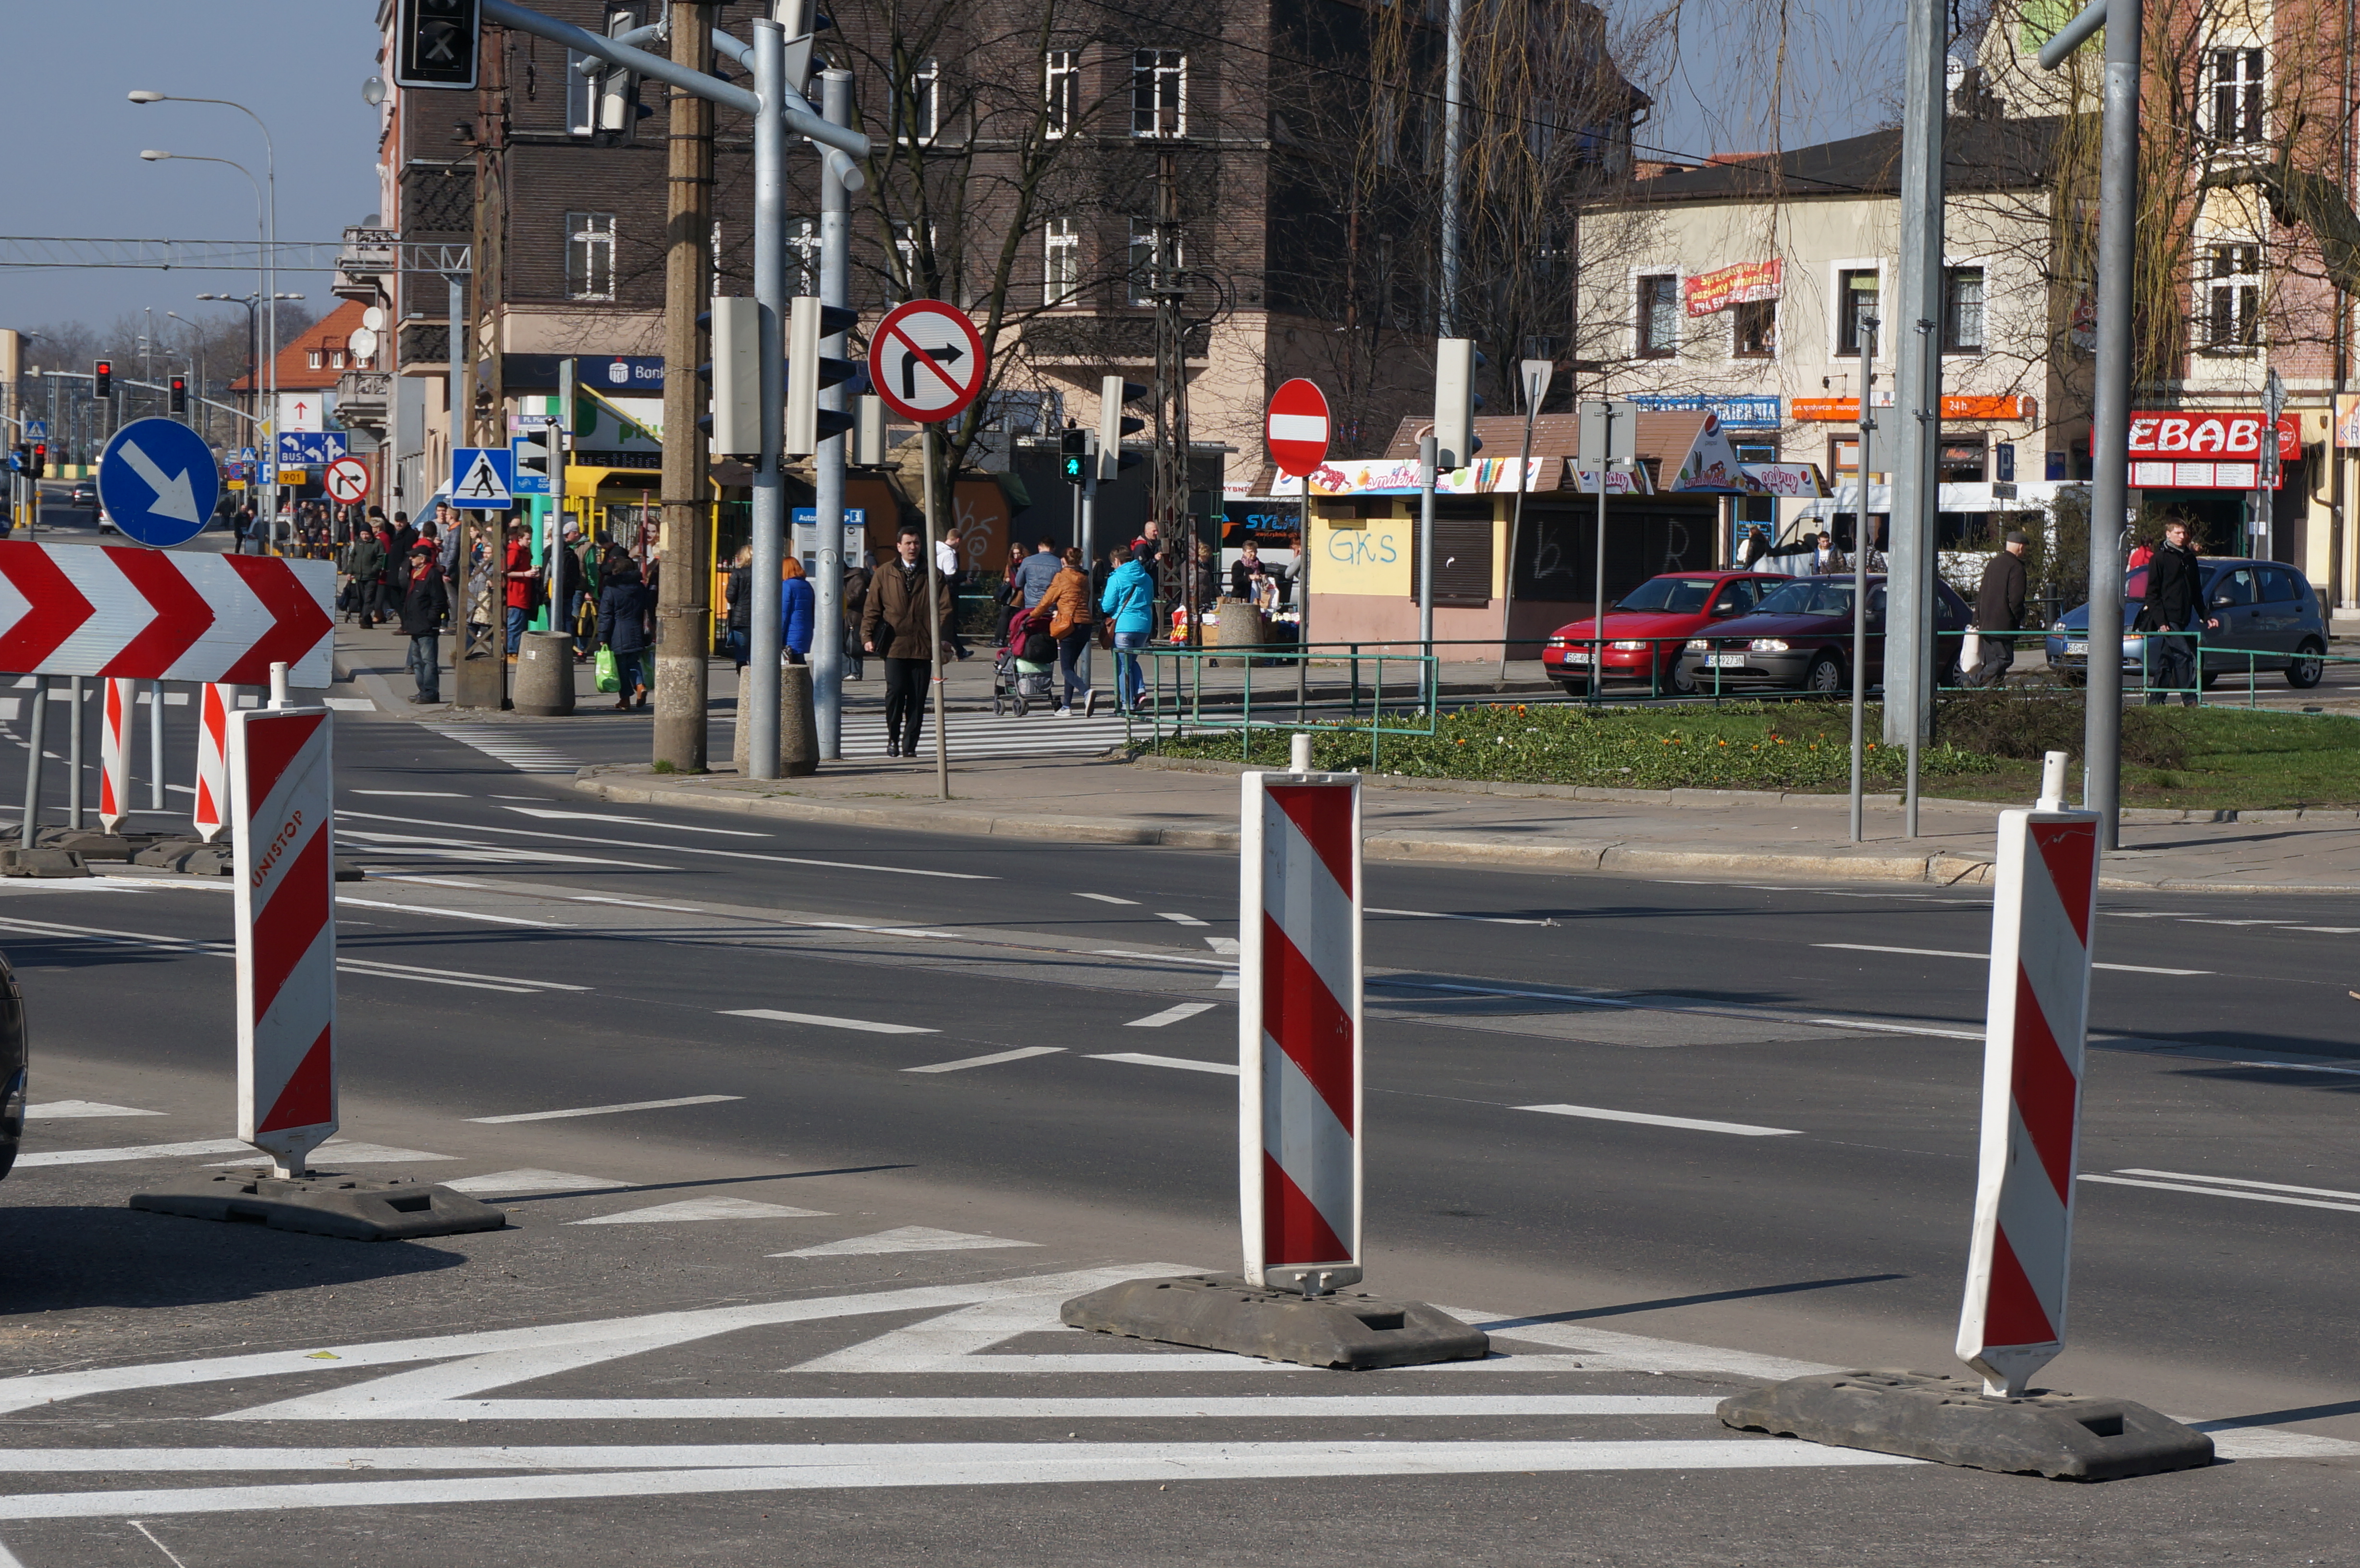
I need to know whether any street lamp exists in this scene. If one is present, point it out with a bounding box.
[131,90,281,543]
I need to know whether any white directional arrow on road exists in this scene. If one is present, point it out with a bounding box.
[117,439,202,525]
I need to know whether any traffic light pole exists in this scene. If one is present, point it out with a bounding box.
[744,19,788,780]
[811,66,852,760]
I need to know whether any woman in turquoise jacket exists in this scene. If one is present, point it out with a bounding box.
[1098,545,1156,713]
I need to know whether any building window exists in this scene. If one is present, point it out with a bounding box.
[330,350,346,369]
[1044,50,1079,137]
[566,51,599,137]
[1131,49,1185,137]
[2209,48,2264,144]
[1836,268,1879,357]
[893,221,919,300]
[567,210,617,301]
[1635,274,1678,357]
[900,57,940,143]
[1942,266,1985,352]
[307,350,323,370]
[1044,217,1080,306]
[1732,299,1775,358]
[790,219,819,294]
[2205,242,2261,349]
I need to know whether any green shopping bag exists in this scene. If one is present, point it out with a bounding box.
[594,646,621,693]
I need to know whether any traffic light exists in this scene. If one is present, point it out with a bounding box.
[1097,375,1146,481]
[700,297,762,457]
[785,296,860,457]
[393,0,481,90]
[853,395,888,467]
[169,375,188,416]
[557,355,583,436]
[30,443,45,478]
[93,359,112,400]
[1433,338,1486,468]
[1060,428,1088,485]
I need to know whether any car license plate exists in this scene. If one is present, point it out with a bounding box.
[2064,640,2089,655]
[1706,654,1749,668]
[1561,650,1591,664]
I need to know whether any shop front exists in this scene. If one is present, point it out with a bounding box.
[2126,408,2299,558]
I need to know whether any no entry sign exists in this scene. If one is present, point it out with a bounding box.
[1265,380,1331,477]
[867,300,987,425]
[323,457,371,505]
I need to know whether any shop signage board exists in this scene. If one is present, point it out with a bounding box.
[1793,395,2031,422]
[1683,259,1782,317]
[1626,392,1782,430]
[2126,411,2298,490]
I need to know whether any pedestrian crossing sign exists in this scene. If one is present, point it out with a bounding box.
[451,446,515,510]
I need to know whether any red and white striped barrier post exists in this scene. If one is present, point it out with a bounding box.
[229,702,337,1178]
[1957,753,2100,1396]
[97,677,134,835]
[192,684,231,843]
[1238,761,1364,1293]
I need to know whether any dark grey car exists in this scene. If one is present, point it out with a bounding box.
[2045,559,2328,689]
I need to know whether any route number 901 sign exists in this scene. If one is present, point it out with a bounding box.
[866,300,987,426]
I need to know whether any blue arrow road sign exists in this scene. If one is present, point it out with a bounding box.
[97,417,221,549]
[450,447,515,509]
[277,431,349,466]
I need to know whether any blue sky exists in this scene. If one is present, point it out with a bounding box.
[3,2,385,330]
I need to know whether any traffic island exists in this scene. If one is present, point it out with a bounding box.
[1717,1370,2215,1481]
[130,1171,509,1242]
[1061,1274,1489,1371]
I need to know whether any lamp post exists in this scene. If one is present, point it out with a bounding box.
[196,293,264,447]
[131,91,279,542]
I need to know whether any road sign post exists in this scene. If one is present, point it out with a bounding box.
[1264,380,1330,708]
[194,684,230,843]
[1058,758,1488,1369]
[866,300,986,802]
[1576,401,1640,703]
[98,678,133,836]
[98,416,221,550]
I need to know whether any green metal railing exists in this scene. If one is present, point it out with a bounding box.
[1127,644,1439,769]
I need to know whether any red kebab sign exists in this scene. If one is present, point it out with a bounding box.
[2126,411,2299,490]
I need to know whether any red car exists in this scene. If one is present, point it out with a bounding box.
[1542,571,1788,696]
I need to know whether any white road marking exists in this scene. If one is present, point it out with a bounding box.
[1809,1018,1985,1040]
[568,1197,828,1225]
[350,790,468,798]
[1126,1002,1218,1029]
[2170,1055,2360,1078]
[2079,1174,2360,1215]
[335,896,572,929]
[1814,942,2211,976]
[323,698,376,712]
[25,1101,162,1119]
[426,727,583,776]
[468,1095,742,1124]
[2118,1167,2360,1200]
[1202,935,1241,955]
[2288,926,2360,934]
[1156,911,1210,927]
[2179,919,2292,927]
[1370,907,1549,926]
[1088,1051,1239,1076]
[208,1141,453,1167]
[442,1169,629,1196]
[567,894,707,914]
[1074,893,1138,905]
[340,808,994,880]
[903,1046,1064,1074]
[0,1439,1914,1517]
[772,1226,1039,1258]
[336,957,587,994]
[501,807,770,839]
[1092,949,1238,968]
[15,1138,251,1167]
[1517,1103,1802,1138]
[336,827,670,872]
[721,1008,936,1035]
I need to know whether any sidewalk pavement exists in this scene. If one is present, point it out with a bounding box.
[573,749,2360,894]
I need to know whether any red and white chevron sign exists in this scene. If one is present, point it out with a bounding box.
[98,678,134,834]
[193,684,230,844]
[231,705,337,1176]
[0,543,333,687]
[1956,803,2100,1396]
[1239,771,1364,1291]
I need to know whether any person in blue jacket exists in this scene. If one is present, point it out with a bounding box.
[1098,543,1157,713]
[780,556,815,664]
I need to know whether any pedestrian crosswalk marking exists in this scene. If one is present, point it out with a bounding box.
[771,1226,1037,1259]
[569,1197,830,1225]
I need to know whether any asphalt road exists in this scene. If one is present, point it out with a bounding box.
[0,660,2352,1563]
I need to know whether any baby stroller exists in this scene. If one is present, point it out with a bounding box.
[994,606,1057,716]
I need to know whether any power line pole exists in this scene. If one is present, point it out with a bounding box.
[1151,150,1195,637]
[655,3,717,771]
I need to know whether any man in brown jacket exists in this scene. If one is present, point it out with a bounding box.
[861,525,954,757]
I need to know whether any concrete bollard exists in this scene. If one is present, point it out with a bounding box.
[512,631,577,718]
[734,661,820,777]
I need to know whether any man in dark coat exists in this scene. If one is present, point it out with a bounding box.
[1968,530,2030,686]
[861,526,955,757]
[2142,519,2208,705]
[396,543,450,704]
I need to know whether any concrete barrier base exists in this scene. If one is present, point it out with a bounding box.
[1060,1273,1489,1371]
[512,630,577,717]
[1718,1370,2215,1481]
[130,1171,509,1242]
[0,848,88,879]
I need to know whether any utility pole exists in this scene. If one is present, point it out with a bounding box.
[811,66,851,760]
[1884,0,1947,839]
[655,3,717,771]
[1151,151,1195,637]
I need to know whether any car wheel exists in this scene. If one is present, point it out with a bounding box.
[2286,639,2326,689]
[1804,653,1844,695]
[1665,658,1698,696]
[1553,678,1584,698]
